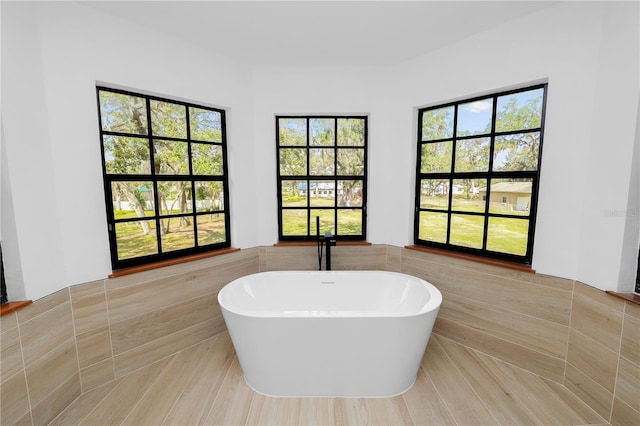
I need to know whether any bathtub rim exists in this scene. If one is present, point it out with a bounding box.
[218,270,442,319]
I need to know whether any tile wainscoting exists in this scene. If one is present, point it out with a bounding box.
[1,245,638,425]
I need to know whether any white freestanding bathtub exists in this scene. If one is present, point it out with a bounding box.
[218,270,442,397]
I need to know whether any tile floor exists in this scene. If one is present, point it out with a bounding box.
[50,331,608,425]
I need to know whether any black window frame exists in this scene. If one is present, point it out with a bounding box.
[96,86,231,270]
[414,83,548,265]
[276,115,368,242]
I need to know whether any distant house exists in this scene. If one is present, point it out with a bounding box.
[479,181,532,212]
[298,182,337,197]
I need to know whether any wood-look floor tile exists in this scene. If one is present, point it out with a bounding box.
[204,357,254,425]
[610,397,640,426]
[477,350,588,425]
[332,396,413,426]
[30,373,81,426]
[79,357,170,425]
[401,366,456,425]
[49,377,122,426]
[248,396,331,425]
[437,336,541,425]
[120,340,210,425]
[540,377,608,425]
[434,317,566,382]
[162,333,235,425]
[420,335,498,425]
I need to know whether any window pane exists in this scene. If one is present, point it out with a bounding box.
[115,220,158,259]
[310,118,335,146]
[493,132,540,171]
[487,179,532,216]
[157,181,192,215]
[422,106,454,141]
[153,141,189,174]
[450,214,484,249]
[420,179,449,210]
[310,181,335,207]
[421,141,452,173]
[338,209,362,235]
[189,107,222,142]
[279,118,307,146]
[112,182,155,219]
[192,143,223,175]
[279,148,307,176]
[311,209,335,236]
[418,211,448,243]
[150,100,187,138]
[337,118,365,146]
[338,180,363,207]
[309,148,335,175]
[281,180,307,207]
[496,88,544,132]
[457,98,493,136]
[336,148,364,176]
[282,209,307,236]
[487,217,529,256]
[195,181,224,212]
[160,218,195,252]
[452,179,485,213]
[104,136,151,174]
[454,137,490,172]
[197,213,226,245]
[99,91,148,135]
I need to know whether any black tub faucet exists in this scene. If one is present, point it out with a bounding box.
[316,217,337,270]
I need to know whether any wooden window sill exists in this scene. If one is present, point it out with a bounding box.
[1,300,33,317]
[109,248,241,278]
[606,291,640,306]
[405,245,535,273]
[274,241,372,247]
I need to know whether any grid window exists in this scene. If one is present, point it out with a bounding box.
[277,116,367,240]
[97,87,231,270]
[415,84,547,264]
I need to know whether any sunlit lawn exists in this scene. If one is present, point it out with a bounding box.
[114,212,225,259]
[419,213,529,256]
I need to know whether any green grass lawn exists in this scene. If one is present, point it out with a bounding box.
[114,213,225,260]
[419,213,529,256]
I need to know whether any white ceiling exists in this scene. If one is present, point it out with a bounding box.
[81,0,559,67]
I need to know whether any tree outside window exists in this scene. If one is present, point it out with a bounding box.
[97,87,230,269]
[415,84,547,264]
[277,116,367,240]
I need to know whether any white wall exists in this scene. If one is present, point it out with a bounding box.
[2,2,255,300]
[385,1,638,289]
[1,1,638,300]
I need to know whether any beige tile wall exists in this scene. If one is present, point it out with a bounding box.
[397,247,639,426]
[1,248,259,425]
[1,244,638,425]
[1,289,81,425]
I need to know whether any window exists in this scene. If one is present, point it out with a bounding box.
[415,84,547,264]
[277,116,367,240]
[97,87,231,270]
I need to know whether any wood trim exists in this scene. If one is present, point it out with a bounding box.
[606,291,640,306]
[109,248,241,278]
[0,300,32,316]
[404,245,535,273]
[273,241,373,247]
